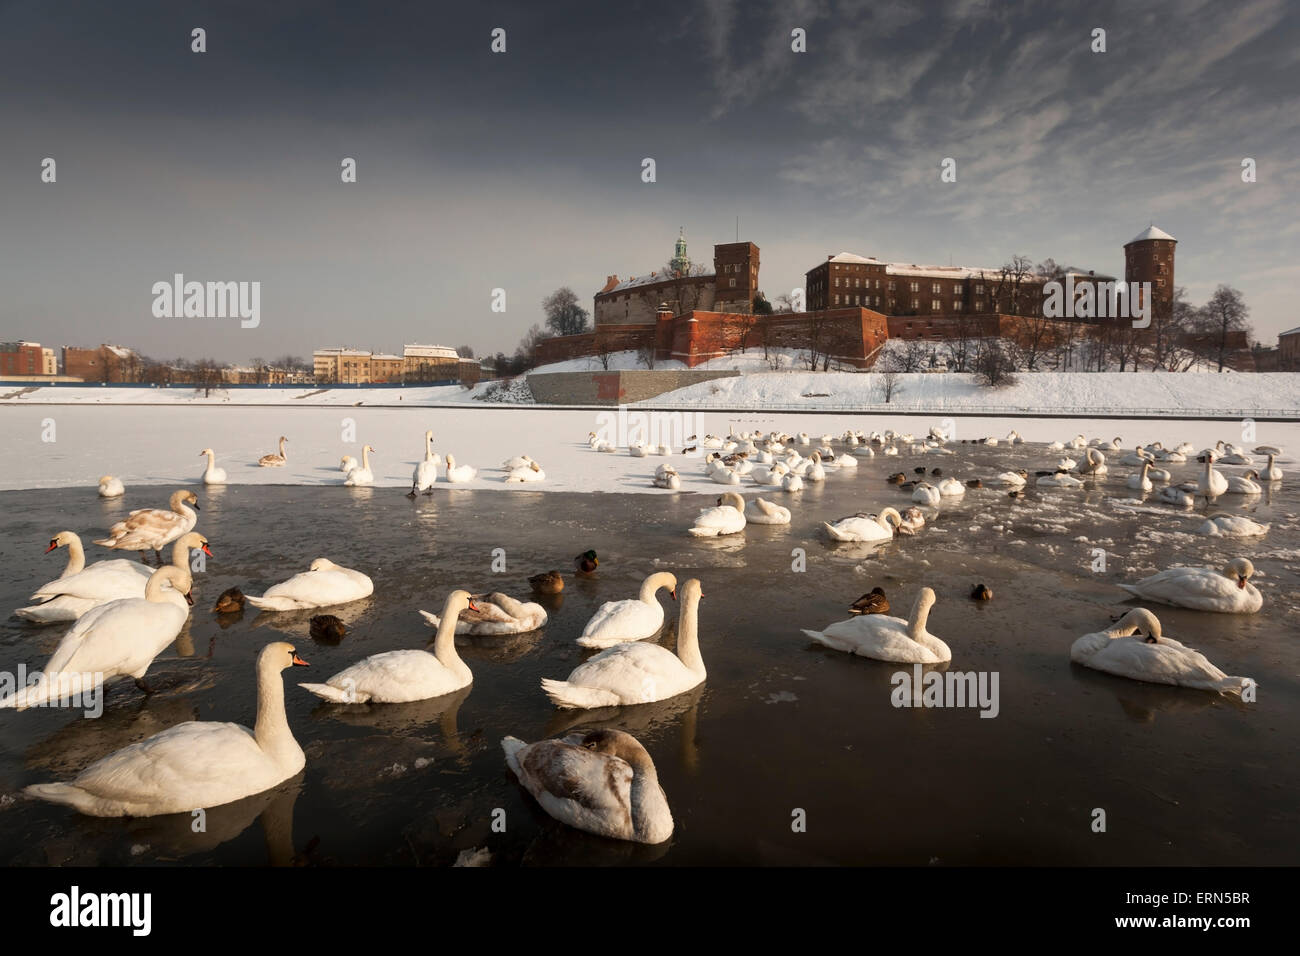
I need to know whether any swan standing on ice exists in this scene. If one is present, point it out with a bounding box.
[744,497,791,525]
[688,491,746,537]
[199,448,227,485]
[97,475,124,498]
[344,445,376,486]
[259,436,288,467]
[576,572,677,649]
[1260,454,1282,482]
[1,566,193,709]
[1198,515,1268,538]
[542,578,705,708]
[444,454,477,483]
[1070,609,1255,695]
[25,642,310,816]
[17,532,209,623]
[94,489,200,563]
[823,508,901,543]
[410,431,441,494]
[502,729,673,844]
[246,558,374,611]
[1118,557,1262,613]
[300,592,479,703]
[800,587,950,664]
[420,591,547,635]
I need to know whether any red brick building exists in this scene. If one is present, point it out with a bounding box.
[0,341,49,376]
[62,345,141,382]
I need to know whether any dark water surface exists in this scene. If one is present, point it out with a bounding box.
[0,447,1296,865]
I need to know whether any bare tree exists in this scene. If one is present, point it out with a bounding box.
[190,359,225,397]
[973,340,1017,387]
[1199,285,1252,372]
[543,287,591,337]
[592,330,617,371]
[877,352,905,403]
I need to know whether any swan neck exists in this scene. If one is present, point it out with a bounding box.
[63,535,86,577]
[170,537,192,571]
[253,661,297,760]
[907,594,932,640]
[676,592,705,673]
[433,600,467,672]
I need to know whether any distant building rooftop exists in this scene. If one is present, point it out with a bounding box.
[1126,225,1176,244]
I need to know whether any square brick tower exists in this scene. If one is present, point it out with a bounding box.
[1124,225,1176,321]
[713,241,760,313]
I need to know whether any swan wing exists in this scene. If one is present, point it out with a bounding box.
[579,599,663,644]
[511,739,634,839]
[30,565,150,602]
[566,643,691,701]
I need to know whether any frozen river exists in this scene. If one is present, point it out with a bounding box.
[0,409,1295,865]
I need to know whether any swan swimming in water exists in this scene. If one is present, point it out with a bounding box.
[800,587,950,664]
[301,591,479,703]
[502,729,673,844]
[1118,557,1262,614]
[420,591,547,635]
[25,642,310,816]
[246,558,374,611]
[744,496,791,525]
[97,475,124,498]
[688,491,746,536]
[1197,514,1268,538]
[94,490,200,563]
[542,579,705,708]
[822,508,901,543]
[575,572,677,648]
[1070,608,1255,695]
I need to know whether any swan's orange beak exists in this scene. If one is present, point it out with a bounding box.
[670,588,677,600]
[467,599,480,612]
[184,590,195,607]
[201,544,213,557]
[292,654,309,667]
[1238,577,1247,589]
[44,541,58,553]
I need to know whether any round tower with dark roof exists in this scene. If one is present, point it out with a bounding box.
[1124,225,1176,321]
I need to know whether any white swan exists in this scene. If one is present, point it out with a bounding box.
[1,566,192,709]
[300,591,478,703]
[502,453,535,470]
[753,462,787,486]
[259,436,288,467]
[744,497,791,525]
[911,482,941,505]
[823,507,901,543]
[199,448,227,485]
[25,642,310,815]
[782,472,804,493]
[993,470,1028,487]
[1198,514,1268,537]
[97,475,124,498]
[246,558,374,611]
[542,579,705,708]
[1223,470,1262,495]
[937,477,966,497]
[502,729,673,844]
[688,491,746,537]
[444,453,476,483]
[1127,461,1153,492]
[420,591,547,635]
[1260,454,1282,482]
[800,587,949,664]
[412,431,441,493]
[1155,485,1193,508]
[803,452,826,483]
[344,445,375,486]
[17,532,207,623]
[340,455,359,475]
[1118,446,1153,466]
[652,466,680,490]
[575,572,677,649]
[505,462,546,482]
[708,464,740,485]
[1197,452,1228,497]
[1037,471,1084,488]
[1118,558,1262,613]
[1080,448,1108,476]
[1070,609,1254,695]
[94,490,200,561]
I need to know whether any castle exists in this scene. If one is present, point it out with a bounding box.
[534,227,1183,369]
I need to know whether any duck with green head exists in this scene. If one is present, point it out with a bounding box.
[574,550,599,575]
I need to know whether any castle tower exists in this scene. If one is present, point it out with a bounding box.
[1124,225,1176,321]
[669,228,691,276]
[713,241,760,313]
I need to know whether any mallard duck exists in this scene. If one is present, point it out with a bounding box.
[888,473,907,484]
[213,587,245,614]
[930,468,943,476]
[529,570,564,594]
[1008,489,1026,500]
[848,588,890,615]
[971,584,993,601]
[913,467,927,475]
[309,614,347,643]
[966,478,983,489]
[574,550,599,574]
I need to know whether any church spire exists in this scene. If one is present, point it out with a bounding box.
[670,228,690,276]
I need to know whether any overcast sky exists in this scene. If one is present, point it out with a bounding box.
[1,0,1297,364]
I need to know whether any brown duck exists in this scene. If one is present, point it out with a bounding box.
[848,587,890,615]
[529,570,564,594]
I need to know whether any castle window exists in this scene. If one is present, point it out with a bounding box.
[953,301,962,311]
[834,277,840,287]
[911,298,919,310]
[730,279,736,287]
[834,294,839,305]
[932,283,941,295]
[931,299,941,311]
[888,281,896,292]
[975,284,985,295]
[910,282,919,293]
[854,295,860,305]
